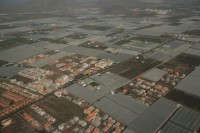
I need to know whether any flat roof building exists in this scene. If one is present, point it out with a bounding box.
[0,45,49,62]
[184,48,200,57]
[128,98,178,133]
[175,66,200,97]
[170,106,200,132]
[66,72,129,104]
[0,66,25,79]
[141,68,167,82]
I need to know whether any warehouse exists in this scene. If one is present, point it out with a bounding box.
[66,72,129,104]
[66,83,106,104]
[191,43,200,50]
[145,51,172,62]
[164,40,191,52]
[33,42,68,50]
[94,97,139,125]
[128,98,178,133]
[175,66,200,97]
[105,93,148,115]
[0,66,25,79]
[90,72,129,88]
[0,45,49,62]
[141,68,167,82]
[159,122,192,133]
[123,129,136,133]
[61,46,105,57]
[144,48,180,62]
[170,106,200,132]
[186,37,200,43]
[165,40,186,49]
[184,48,200,57]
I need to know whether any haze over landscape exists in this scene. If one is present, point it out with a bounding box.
[0,0,200,133]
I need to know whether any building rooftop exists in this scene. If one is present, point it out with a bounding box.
[160,122,192,133]
[34,42,68,50]
[191,43,200,50]
[61,46,105,57]
[105,93,148,115]
[165,40,186,49]
[175,66,200,97]
[0,45,49,62]
[66,72,129,104]
[128,98,178,133]
[144,48,180,62]
[164,40,191,52]
[123,129,136,133]
[94,97,139,125]
[184,48,200,57]
[141,68,167,82]
[170,106,200,132]
[0,66,25,78]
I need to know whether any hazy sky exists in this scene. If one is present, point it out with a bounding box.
[0,0,31,5]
